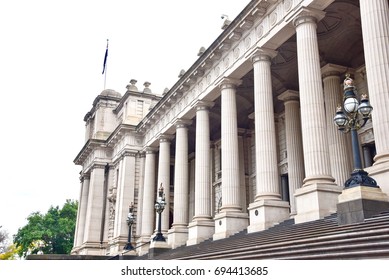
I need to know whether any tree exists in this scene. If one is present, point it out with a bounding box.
[0,226,20,260]
[0,226,6,252]
[13,199,78,258]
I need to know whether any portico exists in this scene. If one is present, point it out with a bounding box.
[72,0,389,256]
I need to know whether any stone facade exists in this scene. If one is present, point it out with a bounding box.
[71,0,389,256]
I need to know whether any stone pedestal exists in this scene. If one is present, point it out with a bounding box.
[136,237,151,256]
[167,226,188,249]
[247,200,290,233]
[367,163,389,196]
[213,212,248,240]
[148,241,170,259]
[186,219,214,246]
[122,249,137,256]
[337,186,389,225]
[294,183,342,224]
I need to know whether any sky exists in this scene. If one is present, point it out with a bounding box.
[0,0,251,239]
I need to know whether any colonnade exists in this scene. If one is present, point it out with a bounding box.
[73,1,389,255]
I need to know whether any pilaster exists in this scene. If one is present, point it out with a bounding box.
[137,147,157,255]
[73,173,90,251]
[111,152,137,253]
[80,164,107,255]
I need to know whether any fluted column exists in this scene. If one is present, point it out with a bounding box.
[187,102,215,246]
[220,78,242,212]
[321,65,352,187]
[156,135,172,235]
[194,103,213,220]
[213,78,248,240]
[188,157,196,221]
[82,164,106,255]
[168,119,191,248]
[252,50,281,200]
[294,13,334,185]
[360,0,389,194]
[278,90,305,216]
[247,49,290,233]
[139,148,156,239]
[74,174,90,249]
[238,136,247,213]
[293,9,341,223]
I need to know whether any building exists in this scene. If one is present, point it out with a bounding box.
[71,0,389,257]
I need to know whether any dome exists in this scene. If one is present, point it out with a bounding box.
[99,89,122,98]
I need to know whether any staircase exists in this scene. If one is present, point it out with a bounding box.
[137,212,389,260]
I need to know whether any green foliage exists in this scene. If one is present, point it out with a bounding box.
[0,226,21,260]
[0,244,21,260]
[13,199,78,258]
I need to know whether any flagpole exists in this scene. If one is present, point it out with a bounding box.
[104,61,107,90]
[102,39,109,90]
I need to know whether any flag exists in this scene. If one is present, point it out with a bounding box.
[102,39,108,74]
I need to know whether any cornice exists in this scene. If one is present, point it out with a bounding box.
[74,139,106,165]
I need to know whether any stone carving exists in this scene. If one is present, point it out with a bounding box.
[107,186,117,239]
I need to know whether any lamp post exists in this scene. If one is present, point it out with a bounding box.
[123,203,135,250]
[153,183,166,242]
[333,74,377,189]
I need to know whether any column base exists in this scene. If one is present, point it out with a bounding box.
[247,199,290,233]
[75,241,107,256]
[186,219,215,246]
[366,158,389,196]
[167,226,188,249]
[136,236,151,256]
[108,236,129,255]
[294,183,342,224]
[213,212,248,241]
[122,249,137,256]
[148,240,170,259]
[337,185,389,225]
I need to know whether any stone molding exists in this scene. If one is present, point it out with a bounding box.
[292,7,326,28]
[218,77,242,90]
[278,89,300,103]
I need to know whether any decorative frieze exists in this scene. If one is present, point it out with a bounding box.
[142,0,306,151]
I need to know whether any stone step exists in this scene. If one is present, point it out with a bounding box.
[151,212,389,260]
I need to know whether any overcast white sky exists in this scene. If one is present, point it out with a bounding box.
[0,0,250,238]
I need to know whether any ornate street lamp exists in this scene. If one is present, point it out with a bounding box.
[153,183,166,242]
[333,74,377,189]
[123,202,135,250]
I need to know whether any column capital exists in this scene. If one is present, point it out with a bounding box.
[91,163,107,170]
[137,151,146,158]
[80,172,90,181]
[321,63,348,79]
[121,150,138,158]
[193,100,214,111]
[218,77,242,90]
[278,90,300,103]
[292,7,325,28]
[173,118,192,128]
[158,133,174,143]
[249,47,278,64]
[145,146,158,154]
